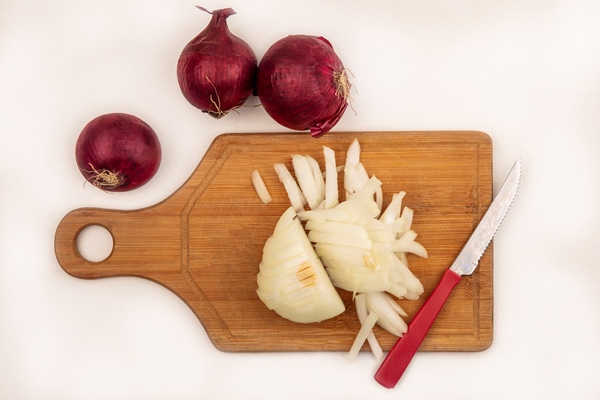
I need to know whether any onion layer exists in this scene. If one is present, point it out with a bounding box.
[75,113,161,192]
[256,35,351,137]
[177,7,257,118]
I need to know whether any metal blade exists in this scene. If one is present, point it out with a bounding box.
[450,156,522,276]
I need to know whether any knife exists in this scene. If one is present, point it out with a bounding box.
[374,156,522,389]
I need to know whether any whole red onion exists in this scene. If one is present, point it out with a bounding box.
[75,113,162,192]
[177,7,257,119]
[256,35,351,138]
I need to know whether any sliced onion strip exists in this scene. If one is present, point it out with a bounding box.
[274,163,306,212]
[395,206,414,237]
[382,292,409,317]
[306,155,325,207]
[348,310,380,361]
[343,138,363,198]
[346,138,361,166]
[351,294,383,361]
[251,169,272,204]
[391,230,429,258]
[365,292,408,337]
[292,155,320,209]
[323,146,339,209]
[379,192,406,224]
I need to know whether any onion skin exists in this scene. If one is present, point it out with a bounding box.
[75,113,162,192]
[177,7,258,118]
[256,35,350,138]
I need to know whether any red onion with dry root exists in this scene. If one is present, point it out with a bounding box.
[257,35,351,138]
[177,7,257,118]
[75,113,162,192]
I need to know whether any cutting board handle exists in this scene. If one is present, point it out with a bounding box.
[54,206,179,280]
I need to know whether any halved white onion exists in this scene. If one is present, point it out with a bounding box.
[261,241,305,269]
[256,207,345,323]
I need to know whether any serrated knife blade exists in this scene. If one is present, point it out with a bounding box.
[374,156,522,389]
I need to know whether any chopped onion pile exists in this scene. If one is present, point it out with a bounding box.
[254,139,428,359]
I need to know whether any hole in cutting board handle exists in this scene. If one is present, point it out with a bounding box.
[76,224,114,263]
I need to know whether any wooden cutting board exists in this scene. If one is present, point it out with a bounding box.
[54,131,493,352]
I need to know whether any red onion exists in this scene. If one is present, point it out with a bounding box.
[256,35,351,138]
[75,113,162,192]
[177,7,257,118]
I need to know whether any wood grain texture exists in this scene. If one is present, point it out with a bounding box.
[54,131,493,352]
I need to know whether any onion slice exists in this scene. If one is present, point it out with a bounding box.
[352,293,383,361]
[379,192,406,224]
[365,292,408,337]
[390,230,429,258]
[348,310,380,361]
[306,155,325,207]
[274,163,306,212]
[292,155,320,209]
[251,169,272,204]
[323,146,339,209]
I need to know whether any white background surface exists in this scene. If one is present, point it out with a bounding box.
[1,0,599,398]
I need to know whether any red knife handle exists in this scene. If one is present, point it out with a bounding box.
[374,269,462,388]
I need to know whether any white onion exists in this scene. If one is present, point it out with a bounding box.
[255,138,430,352]
[269,149,427,301]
